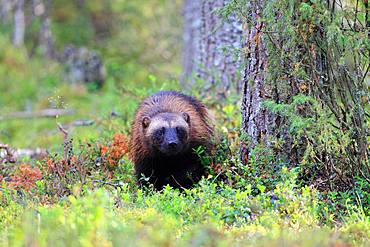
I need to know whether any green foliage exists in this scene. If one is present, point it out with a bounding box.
[227,0,369,202]
[263,94,370,213]
[1,174,369,246]
[0,0,369,246]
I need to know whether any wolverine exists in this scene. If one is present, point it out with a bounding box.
[129,91,214,190]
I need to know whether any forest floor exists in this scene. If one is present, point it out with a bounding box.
[0,37,369,247]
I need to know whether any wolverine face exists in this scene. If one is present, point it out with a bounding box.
[142,112,190,156]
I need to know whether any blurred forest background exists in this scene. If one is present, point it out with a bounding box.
[0,0,182,149]
[0,0,369,246]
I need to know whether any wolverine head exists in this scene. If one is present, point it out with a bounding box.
[142,112,190,156]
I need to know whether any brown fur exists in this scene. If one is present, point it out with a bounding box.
[129,91,214,189]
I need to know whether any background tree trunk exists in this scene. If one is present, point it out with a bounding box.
[0,0,12,23]
[182,0,244,97]
[36,0,55,59]
[181,0,201,88]
[13,0,25,47]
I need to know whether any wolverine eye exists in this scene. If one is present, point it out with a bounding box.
[176,127,187,139]
[155,127,165,139]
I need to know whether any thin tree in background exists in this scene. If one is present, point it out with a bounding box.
[13,0,25,46]
[34,0,55,59]
[0,0,12,23]
[3,0,56,58]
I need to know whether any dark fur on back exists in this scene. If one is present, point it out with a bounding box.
[129,91,214,190]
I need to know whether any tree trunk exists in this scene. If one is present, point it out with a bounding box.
[182,0,369,190]
[33,0,55,59]
[238,0,369,188]
[0,0,13,23]
[181,0,201,88]
[39,15,55,59]
[240,0,277,164]
[13,0,25,46]
[182,0,244,96]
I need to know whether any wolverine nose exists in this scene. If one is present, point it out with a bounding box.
[168,142,177,149]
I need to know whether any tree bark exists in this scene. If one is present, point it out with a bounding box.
[182,0,244,96]
[240,0,275,164]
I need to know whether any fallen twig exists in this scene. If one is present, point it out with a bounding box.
[0,144,47,163]
[70,119,95,127]
[13,148,48,159]
[0,109,74,121]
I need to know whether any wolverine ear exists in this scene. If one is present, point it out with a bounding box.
[142,116,151,128]
[182,112,190,123]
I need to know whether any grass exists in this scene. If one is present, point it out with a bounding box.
[0,179,369,246]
